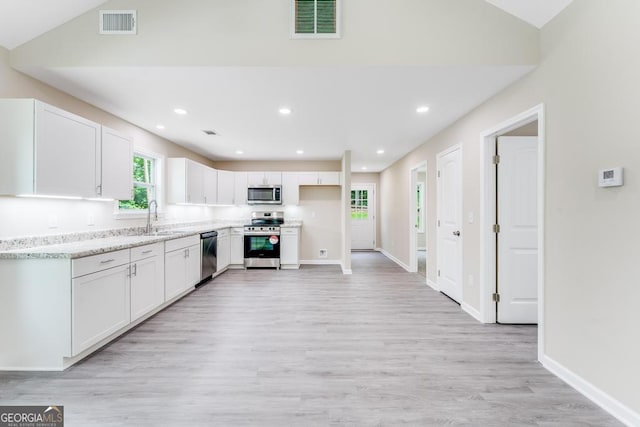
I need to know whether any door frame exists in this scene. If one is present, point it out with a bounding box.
[409,161,427,274]
[436,144,463,300]
[350,182,377,250]
[479,104,545,360]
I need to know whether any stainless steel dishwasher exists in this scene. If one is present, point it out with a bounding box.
[199,231,218,285]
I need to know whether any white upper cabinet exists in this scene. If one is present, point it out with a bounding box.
[167,158,206,204]
[217,169,235,205]
[203,166,217,205]
[282,172,300,206]
[297,171,341,186]
[234,172,248,205]
[247,171,282,186]
[0,99,102,197]
[297,172,318,186]
[101,126,133,200]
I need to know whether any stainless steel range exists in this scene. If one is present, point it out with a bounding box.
[244,211,284,269]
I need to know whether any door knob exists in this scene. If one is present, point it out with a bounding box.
[453,230,461,236]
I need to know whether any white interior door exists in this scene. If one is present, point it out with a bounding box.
[497,136,538,324]
[437,146,463,303]
[351,184,375,250]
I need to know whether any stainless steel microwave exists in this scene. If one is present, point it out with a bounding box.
[247,185,282,205]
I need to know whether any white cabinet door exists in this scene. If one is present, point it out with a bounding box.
[186,160,205,204]
[234,172,248,205]
[264,172,282,185]
[282,172,299,206]
[297,172,318,185]
[318,172,341,185]
[72,264,131,355]
[247,172,266,186]
[35,101,101,198]
[230,228,244,265]
[217,233,230,271]
[203,167,218,205]
[101,126,133,200]
[165,248,188,301]
[185,244,201,287]
[130,255,164,322]
[280,228,300,268]
[217,170,235,205]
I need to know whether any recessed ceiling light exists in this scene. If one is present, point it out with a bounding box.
[296,150,304,155]
[235,150,244,155]
[376,149,385,154]
[174,108,188,115]
[156,124,165,130]
[416,106,430,114]
[279,107,292,115]
[361,166,368,171]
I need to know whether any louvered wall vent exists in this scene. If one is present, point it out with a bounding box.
[203,130,218,136]
[99,10,137,35]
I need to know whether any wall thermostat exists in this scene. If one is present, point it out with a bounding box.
[598,167,624,187]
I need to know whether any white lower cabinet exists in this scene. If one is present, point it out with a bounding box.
[230,228,244,266]
[280,227,300,269]
[72,263,131,356]
[217,228,230,272]
[165,235,201,301]
[130,243,164,322]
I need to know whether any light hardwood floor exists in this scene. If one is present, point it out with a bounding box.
[0,252,620,426]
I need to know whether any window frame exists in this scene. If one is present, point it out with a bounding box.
[114,149,164,219]
[290,0,342,39]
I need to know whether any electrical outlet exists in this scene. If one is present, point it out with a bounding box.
[87,214,95,226]
[319,249,328,258]
[48,215,58,229]
[468,211,474,224]
[468,274,474,287]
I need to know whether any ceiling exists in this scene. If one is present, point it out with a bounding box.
[0,1,569,171]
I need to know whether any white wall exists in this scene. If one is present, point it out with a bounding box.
[378,0,640,415]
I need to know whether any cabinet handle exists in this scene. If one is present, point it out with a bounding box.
[126,265,131,278]
[132,263,137,277]
[100,258,115,264]
[185,248,189,258]
[96,184,102,195]
[142,250,153,254]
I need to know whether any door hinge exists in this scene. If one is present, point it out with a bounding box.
[437,270,440,277]
[493,155,500,165]
[492,293,500,303]
[437,220,441,227]
[493,224,500,233]
[437,170,441,178]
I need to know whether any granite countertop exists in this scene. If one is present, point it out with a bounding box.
[0,220,302,260]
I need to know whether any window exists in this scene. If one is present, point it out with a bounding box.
[118,153,156,210]
[292,0,341,39]
[351,189,369,220]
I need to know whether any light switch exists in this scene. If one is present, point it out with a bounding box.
[468,211,474,224]
[598,167,623,187]
[48,215,58,229]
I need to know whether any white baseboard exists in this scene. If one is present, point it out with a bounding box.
[378,248,410,272]
[341,264,352,275]
[540,354,640,427]
[427,279,439,291]
[300,259,341,265]
[461,302,483,323]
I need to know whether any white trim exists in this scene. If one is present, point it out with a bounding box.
[341,264,353,275]
[426,279,439,291]
[378,248,410,272]
[461,302,483,322]
[436,144,463,303]
[541,355,640,427]
[300,259,341,265]
[479,104,545,359]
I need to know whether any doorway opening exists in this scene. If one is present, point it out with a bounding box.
[409,162,427,277]
[480,104,545,360]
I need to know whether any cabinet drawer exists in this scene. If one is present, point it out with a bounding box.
[131,242,164,262]
[72,249,130,278]
[165,234,200,252]
[281,228,299,235]
[230,227,244,236]
[217,228,229,238]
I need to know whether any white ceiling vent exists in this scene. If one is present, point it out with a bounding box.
[99,10,137,35]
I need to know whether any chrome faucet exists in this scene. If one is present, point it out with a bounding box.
[146,199,158,235]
